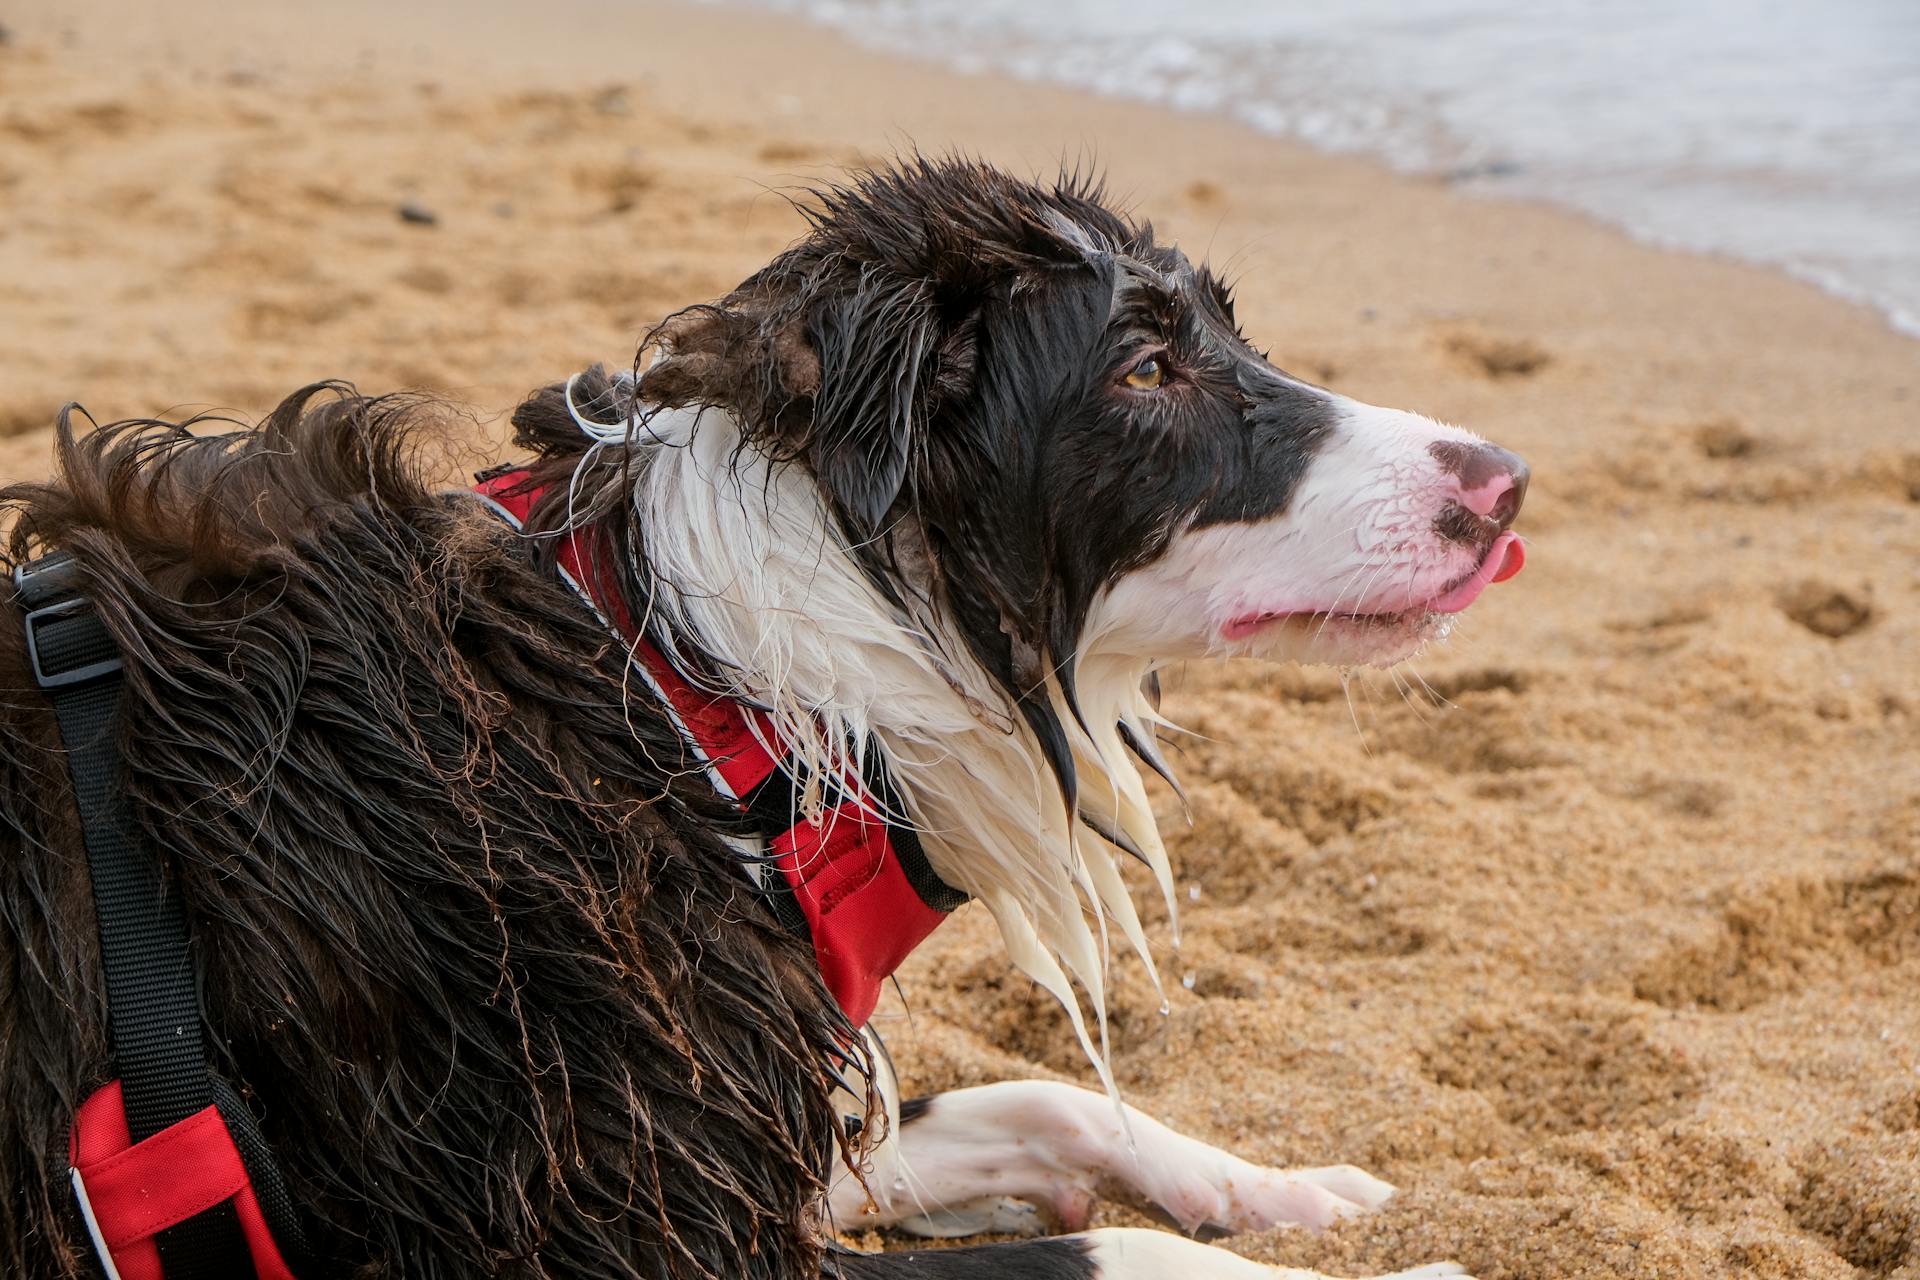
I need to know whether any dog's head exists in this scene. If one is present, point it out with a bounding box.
[640,155,1527,721]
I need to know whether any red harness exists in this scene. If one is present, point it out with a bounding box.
[474,471,963,1026]
[70,1083,297,1280]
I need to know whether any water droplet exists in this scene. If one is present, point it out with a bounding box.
[1181,971,1196,990]
[1187,882,1202,902]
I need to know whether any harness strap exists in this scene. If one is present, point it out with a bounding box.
[17,552,303,1280]
[470,472,967,1025]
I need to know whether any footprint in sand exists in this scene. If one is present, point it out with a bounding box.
[569,159,656,216]
[1419,1000,1703,1137]
[1692,416,1761,459]
[1437,326,1553,381]
[756,139,818,165]
[1633,866,1920,1011]
[1777,580,1874,639]
[1792,1131,1920,1273]
[1372,673,1564,776]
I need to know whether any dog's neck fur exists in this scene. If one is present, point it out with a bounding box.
[600,395,1179,1084]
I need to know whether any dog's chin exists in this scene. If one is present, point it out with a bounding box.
[1218,531,1523,668]
[1225,607,1453,669]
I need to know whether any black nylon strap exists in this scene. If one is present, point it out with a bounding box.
[738,764,830,941]
[739,752,968,920]
[860,762,968,914]
[18,553,257,1279]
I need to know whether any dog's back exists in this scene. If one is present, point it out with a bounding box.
[0,385,848,1278]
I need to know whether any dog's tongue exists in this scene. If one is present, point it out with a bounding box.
[1428,532,1526,614]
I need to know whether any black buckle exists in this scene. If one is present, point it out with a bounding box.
[16,553,125,691]
[24,596,124,689]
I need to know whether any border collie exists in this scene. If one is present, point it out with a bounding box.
[0,158,1525,1280]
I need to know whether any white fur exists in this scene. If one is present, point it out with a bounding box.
[828,1074,1394,1238]
[1092,397,1495,669]
[595,395,1169,1092]
[574,380,1493,1089]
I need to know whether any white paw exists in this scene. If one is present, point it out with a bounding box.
[1287,1164,1397,1214]
[1150,1157,1398,1234]
[1369,1265,1472,1280]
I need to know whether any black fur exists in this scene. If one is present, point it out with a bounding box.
[559,156,1340,820]
[0,389,854,1279]
[830,1239,1096,1280]
[0,157,1343,1278]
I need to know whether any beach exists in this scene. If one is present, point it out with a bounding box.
[2,3,1917,1277]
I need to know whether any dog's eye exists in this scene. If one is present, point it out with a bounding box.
[1124,355,1166,391]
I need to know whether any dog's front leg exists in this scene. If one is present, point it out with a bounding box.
[829,1076,1394,1239]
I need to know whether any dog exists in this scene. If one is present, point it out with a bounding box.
[0,158,1526,1280]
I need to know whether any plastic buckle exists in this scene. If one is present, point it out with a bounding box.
[23,597,124,689]
[13,551,80,604]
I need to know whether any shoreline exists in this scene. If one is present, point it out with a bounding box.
[13,0,1920,357]
[703,0,1920,343]
[3,4,1917,1277]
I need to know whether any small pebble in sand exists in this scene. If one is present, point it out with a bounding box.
[398,202,439,227]
[592,85,632,117]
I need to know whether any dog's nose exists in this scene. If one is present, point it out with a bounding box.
[1432,441,1529,531]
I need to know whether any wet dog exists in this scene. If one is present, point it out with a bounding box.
[0,158,1524,1279]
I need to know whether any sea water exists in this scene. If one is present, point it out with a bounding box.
[723,0,1920,337]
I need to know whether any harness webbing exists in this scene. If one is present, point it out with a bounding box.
[471,470,968,1025]
[17,551,306,1280]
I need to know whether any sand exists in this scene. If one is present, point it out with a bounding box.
[3,3,1917,1277]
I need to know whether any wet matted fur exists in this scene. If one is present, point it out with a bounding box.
[0,387,856,1279]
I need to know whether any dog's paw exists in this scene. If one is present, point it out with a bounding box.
[1364,1266,1471,1280]
[1217,1162,1396,1232]
[1147,1158,1396,1234]
[1283,1164,1398,1215]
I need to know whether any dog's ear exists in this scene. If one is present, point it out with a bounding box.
[644,276,981,539]
[804,276,949,535]
[642,300,822,415]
